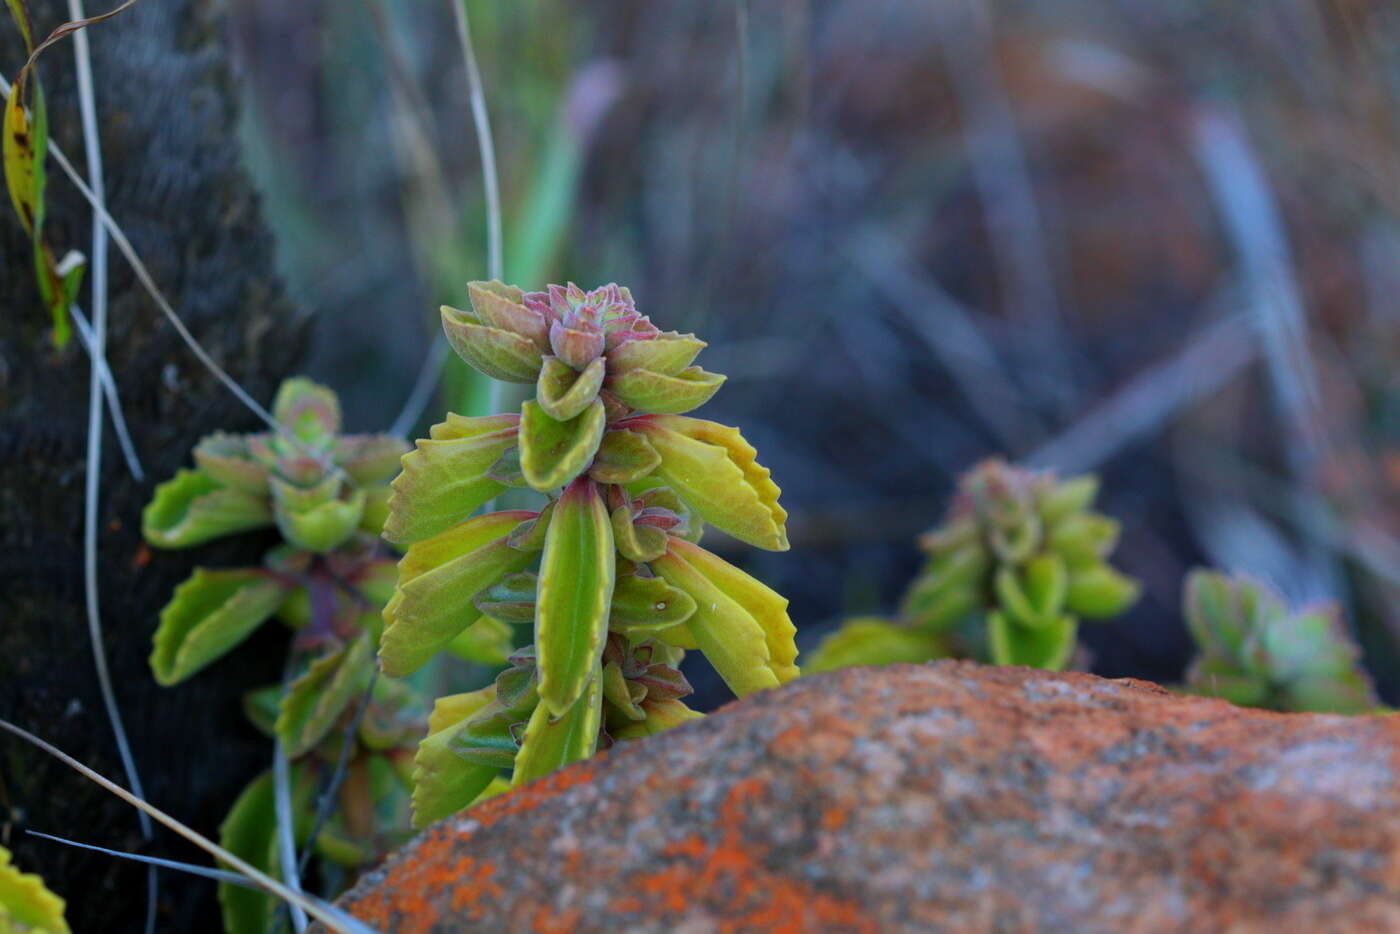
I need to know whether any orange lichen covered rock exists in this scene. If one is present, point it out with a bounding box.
[315,661,1400,933]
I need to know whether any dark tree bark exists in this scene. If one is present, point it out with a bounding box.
[0,2,305,929]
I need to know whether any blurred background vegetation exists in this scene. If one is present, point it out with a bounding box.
[228,0,1400,704]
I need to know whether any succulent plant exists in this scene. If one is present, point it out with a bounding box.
[1182,570,1381,714]
[387,280,795,825]
[411,633,700,827]
[140,377,425,934]
[142,378,413,684]
[808,458,1139,673]
[0,846,68,934]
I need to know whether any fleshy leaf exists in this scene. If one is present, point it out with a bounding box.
[651,540,780,696]
[602,661,647,721]
[607,365,726,415]
[273,480,365,553]
[519,399,606,491]
[635,416,788,551]
[150,569,287,685]
[1036,475,1099,524]
[474,572,538,624]
[142,469,273,548]
[468,280,548,349]
[380,511,537,677]
[445,615,515,667]
[383,413,519,544]
[441,304,544,382]
[360,486,392,535]
[605,331,706,377]
[500,503,549,554]
[609,572,697,632]
[610,505,669,562]
[411,687,501,828]
[536,356,605,421]
[272,378,341,442]
[589,429,661,485]
[805,617,946,674]
[0,845,69,934]
[1064,564,1140,619]
[335,434,412,486]
[216,769,313,934]
[663,537,798,682]
[275,635,374,757]
[193,433,271,494]
[536,479,615,716]
[512,661,602,786]
[612,698,704,741]
[988,609,1076,670]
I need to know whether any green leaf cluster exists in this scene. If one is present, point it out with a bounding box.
[808,458,1139,673]
[0,845,68,934]
[142,378,409,685]
[1182,570,1381,714]
[388,280,795,826]
[141,378,422,932]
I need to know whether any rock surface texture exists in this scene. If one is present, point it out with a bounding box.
[322,661,1400,933]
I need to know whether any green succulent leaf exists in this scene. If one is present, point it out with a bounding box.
[519,399,606,491]
[335,433,412,486]
[602,660,647,721]
[473,572,538,624]
[445,615,516,667]
[1064,564,1140,619]
[612,698,704,741]
[1046,514,1120,567]
[505,501,555,552]
[536,479,615,716]
[805,617,946,674]
[988,609,1076,670]
[536,356,606,421]
[272,479,366,553]
[275,635,374,757]
[609,571,697,633]
[588,429,661,485]
[410,688,501,829]
[0,845,69,934]
[142,468,273,548]
[635,416,788,551]
[441,304,545,382]
[150,569,287,686]
[605,331,706,377]
[1036,474,1098,524]
[359,486,392,535]
[272,378,341,442]
[192,433,271,494]
[467,280,549,349]
[652,538,784,696]
[610,505,669,562]
[512,662,602,787]
[380,510,537,677]
[607,365,726,415]
[382,413,519,545]
[216,769,313,934]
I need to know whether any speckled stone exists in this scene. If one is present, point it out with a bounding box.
[316,661,1400,933]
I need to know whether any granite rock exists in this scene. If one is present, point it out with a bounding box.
[320,661,1400,933]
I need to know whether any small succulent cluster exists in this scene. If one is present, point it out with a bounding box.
[809,459,1139,673]
[1182,570,1381,714]
[141,378,424,934]
[388,281,795,825]
[0,845,68,934]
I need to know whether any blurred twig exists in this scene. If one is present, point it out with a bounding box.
[849,228,1036,450]
[1029,310,1256,472]
[935,0,1077,412]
